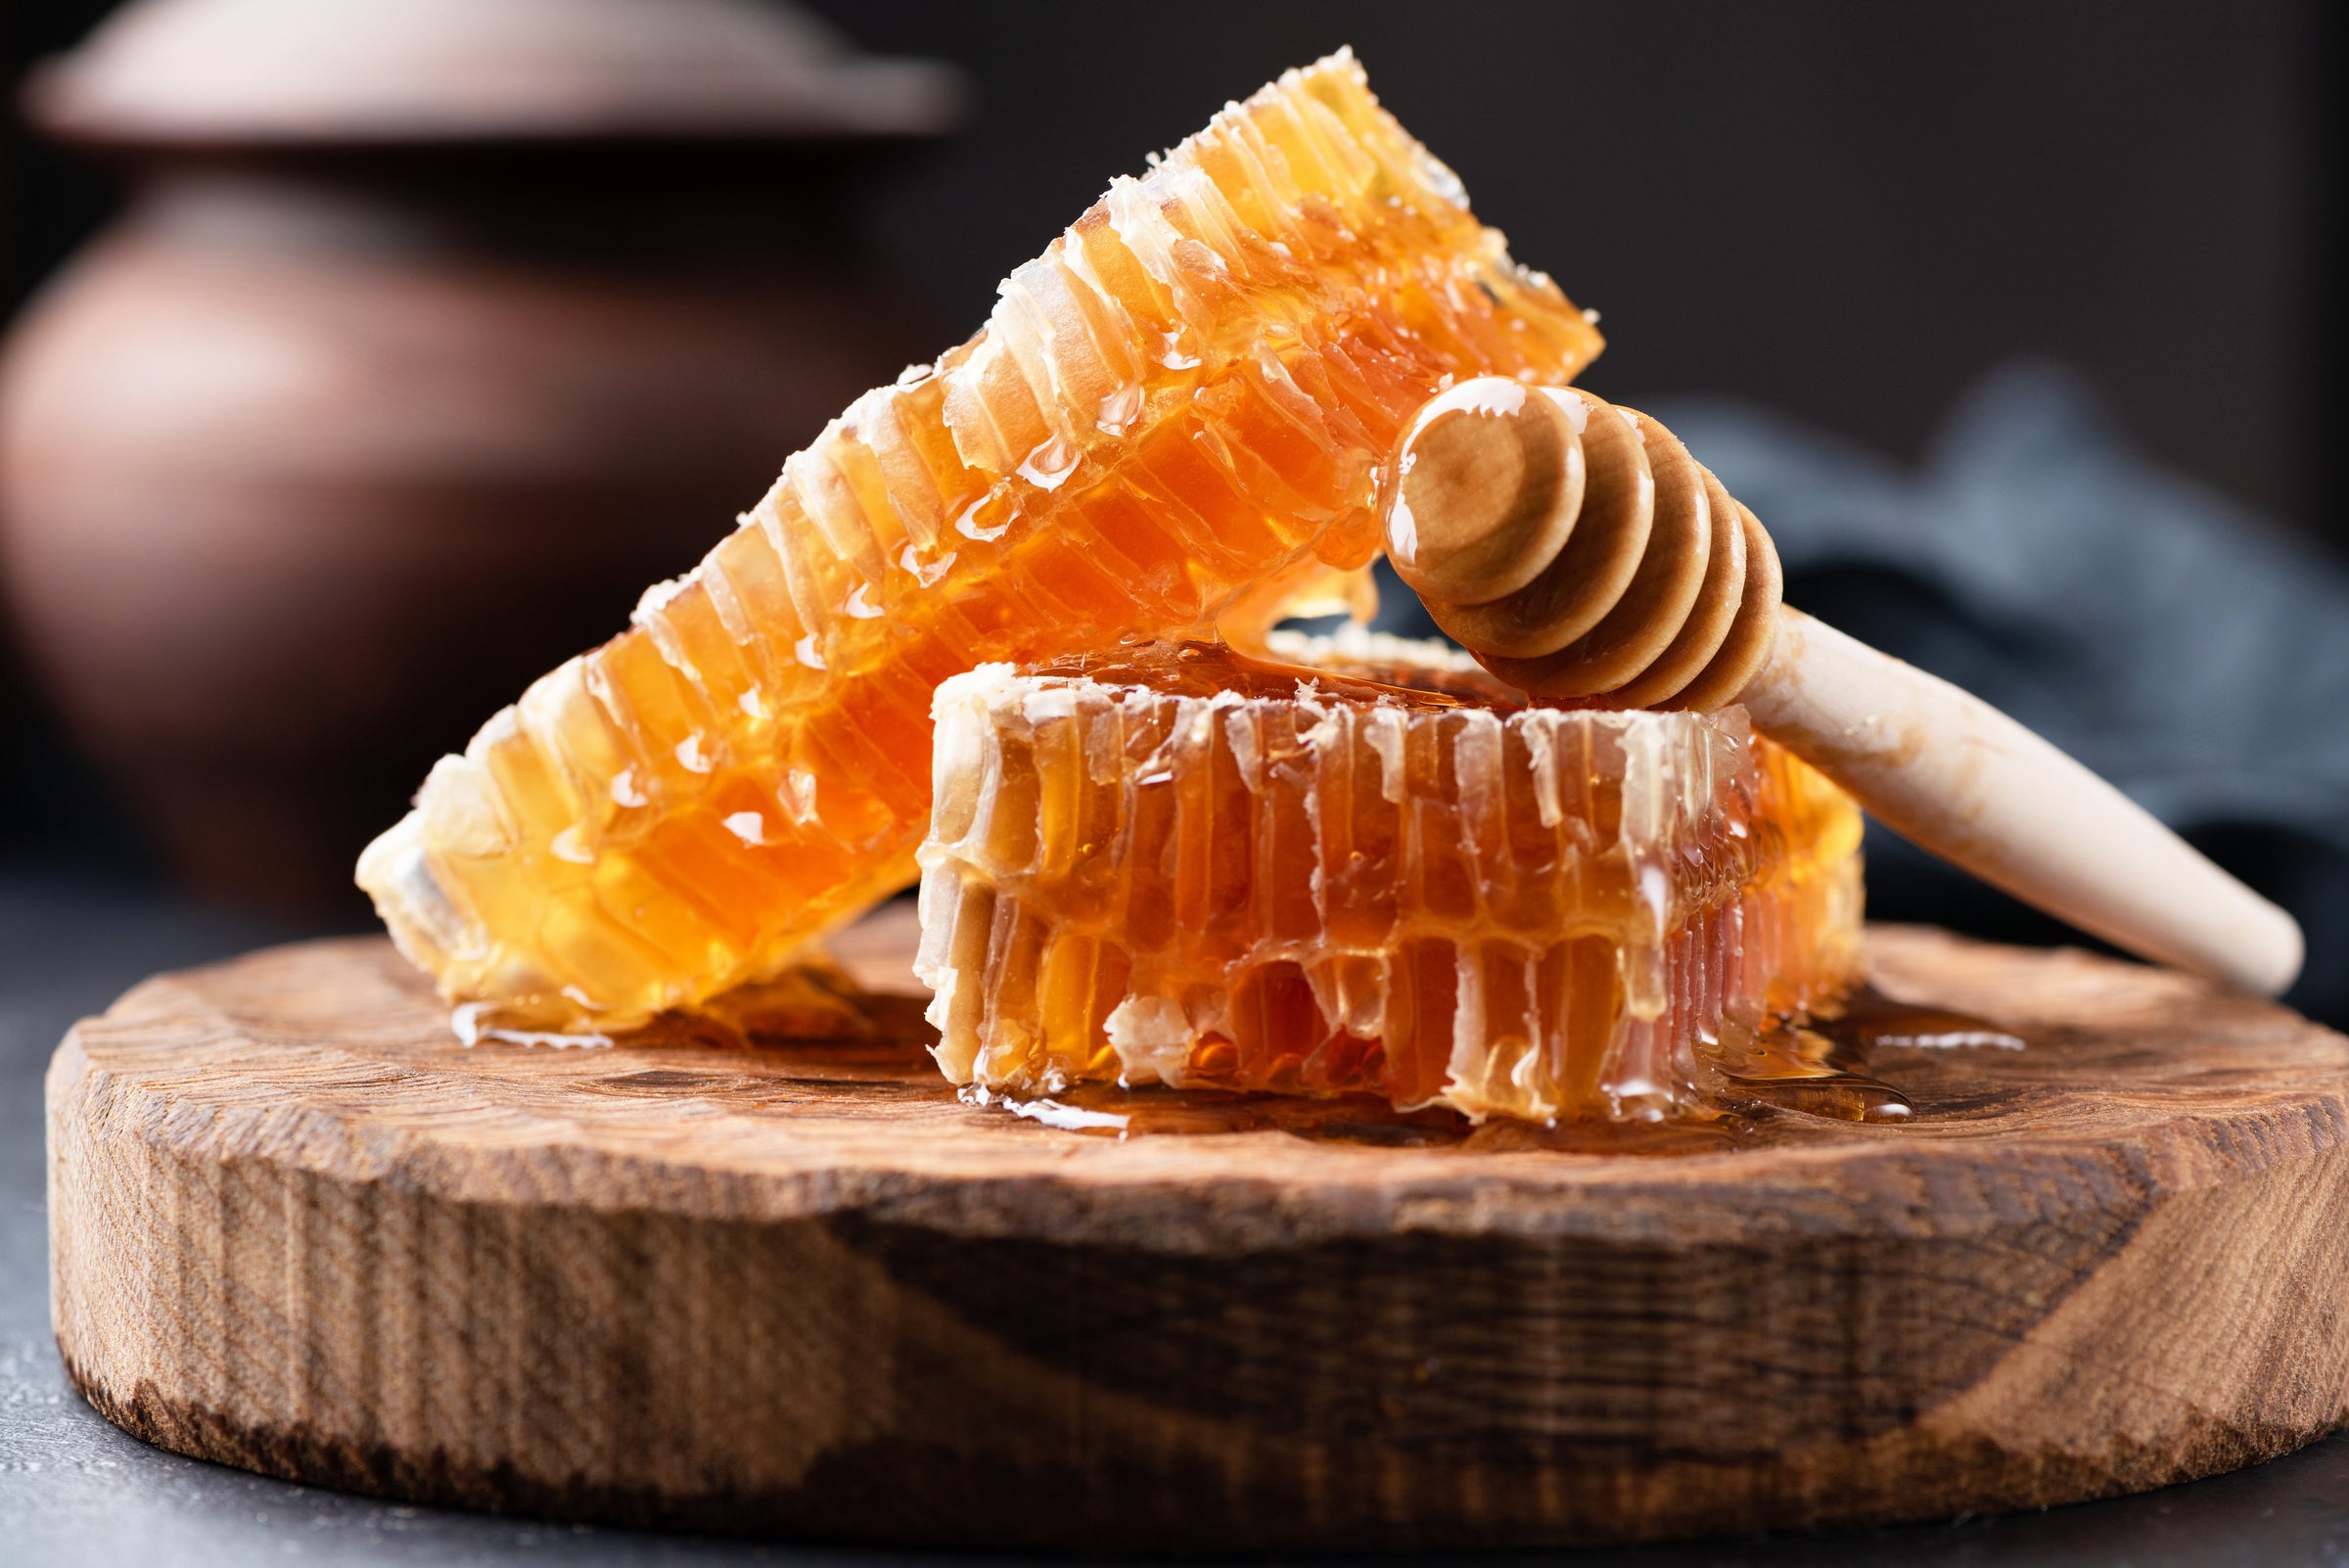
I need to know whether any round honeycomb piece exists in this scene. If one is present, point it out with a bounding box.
[357,51,1605,1034]
[916,637,1865,1123]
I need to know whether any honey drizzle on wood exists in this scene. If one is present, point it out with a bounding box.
[969,989,2024,1144]
[604,942,2021,1149]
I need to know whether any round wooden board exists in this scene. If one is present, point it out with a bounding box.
[45,913,2349,1550]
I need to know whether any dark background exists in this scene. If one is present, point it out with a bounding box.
[815,0,2332,533]
[0,0,2336,881]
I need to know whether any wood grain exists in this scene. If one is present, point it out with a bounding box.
[45,912,2349,1549]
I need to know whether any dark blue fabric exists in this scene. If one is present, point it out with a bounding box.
[1376,363,2349,1025]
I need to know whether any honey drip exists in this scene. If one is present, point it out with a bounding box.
[969,1082,1749,1154]
[357,52,1603,1034]
[966,991,2027,1140]
[915,638,1865,1124]
[606,955,2013,1143]
[1712,1003,1912,1123]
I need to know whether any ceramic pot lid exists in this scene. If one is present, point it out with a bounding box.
[23,0,968,149]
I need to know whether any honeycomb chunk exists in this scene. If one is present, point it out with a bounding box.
[915,639,1865,1123]
[358,51,1604,1033]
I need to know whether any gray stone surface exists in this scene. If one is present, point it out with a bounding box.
[4,876,2346,1566]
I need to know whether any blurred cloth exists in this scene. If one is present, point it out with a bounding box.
[1384,361,2349,1026]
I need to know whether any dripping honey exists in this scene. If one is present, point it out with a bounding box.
[627,978,2015,1144]
[963,992,2026,1141]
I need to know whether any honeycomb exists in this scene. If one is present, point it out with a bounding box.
[915,638,1865,1123]
[357,51,1604,1034]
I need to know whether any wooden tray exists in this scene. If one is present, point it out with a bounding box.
[45,912,2349,1549]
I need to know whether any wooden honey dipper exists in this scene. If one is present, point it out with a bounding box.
[1385,379,2305,996]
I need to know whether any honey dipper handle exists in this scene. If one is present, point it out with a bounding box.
[1742,608,2304,996]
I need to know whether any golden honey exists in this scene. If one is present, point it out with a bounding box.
[917,638,1865,1123]
[358,52,1604,1033]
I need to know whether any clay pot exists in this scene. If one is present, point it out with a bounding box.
[0,0,962,912]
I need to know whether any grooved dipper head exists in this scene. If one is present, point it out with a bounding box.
[1381,376,1782,711]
